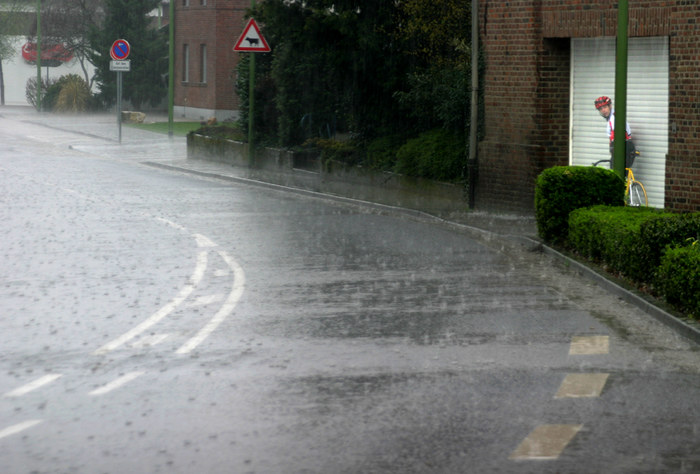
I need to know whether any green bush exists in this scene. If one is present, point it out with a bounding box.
[365,135,403,171]
[394,128,465,182]
[639,213,700,279]
[657,242,700,318]
[55,75,91,113]
[535,166,625,244]
[25,76,57,110]
[302,137,361,169]
[568,206,661,281]
[190,124,246,141]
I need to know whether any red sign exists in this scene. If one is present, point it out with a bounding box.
[110,39,131,60]
[233,19,270,52]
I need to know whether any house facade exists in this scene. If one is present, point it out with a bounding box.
[477,0,700,212]
[174,0,248,121]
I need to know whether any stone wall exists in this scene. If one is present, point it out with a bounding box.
[187,134,468,215]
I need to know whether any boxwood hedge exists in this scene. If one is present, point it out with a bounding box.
[568,206,700,317]
[657,243,700,318]
[535,166,624,244]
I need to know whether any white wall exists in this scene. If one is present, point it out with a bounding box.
[1,35,97,106]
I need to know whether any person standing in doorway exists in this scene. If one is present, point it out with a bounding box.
[594,95,632,146]
[594,95,635,166]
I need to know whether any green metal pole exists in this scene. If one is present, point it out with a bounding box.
[613,0,629,179]
[36,0,41,111]
[168,0,175,137]
[248,0,255,166]
[467,0,479,209]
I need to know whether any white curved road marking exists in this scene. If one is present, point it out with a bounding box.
[176,250,246,355]
[194,233,217,248]
[93,250,209,355]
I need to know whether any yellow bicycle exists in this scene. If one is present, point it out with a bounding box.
[592,158,648,207]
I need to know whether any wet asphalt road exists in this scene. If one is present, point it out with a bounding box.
[1,111,699,473]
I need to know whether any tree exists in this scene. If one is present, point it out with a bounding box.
[88,0,167,109]
[36,0,105,87]
[247,0,412,145]
[393,0,474,132]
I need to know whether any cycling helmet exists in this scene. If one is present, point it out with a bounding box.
[594,96,612,109]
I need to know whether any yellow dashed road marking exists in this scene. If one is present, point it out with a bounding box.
[569,335,609,355]
[555,373,609,399]
[510,424,583,460]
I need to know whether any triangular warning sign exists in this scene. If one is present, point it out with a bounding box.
[233,18,271,52]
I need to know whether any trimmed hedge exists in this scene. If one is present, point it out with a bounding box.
[535,166,624,243]
[639,213,700,278]
[657,243,700,317]
[569,206,662,282]
[568,206,700,317]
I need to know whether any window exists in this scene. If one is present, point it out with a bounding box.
[200,0,207,5]
[183,0,189,6]
[182,44,189,82]
[200,44,207,83]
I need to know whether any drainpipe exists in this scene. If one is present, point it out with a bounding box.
[613,0,628,179]
[467,0,479,208]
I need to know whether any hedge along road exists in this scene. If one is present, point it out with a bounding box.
[0,110,699,473]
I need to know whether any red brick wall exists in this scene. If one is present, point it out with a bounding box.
[667,4,700,211]
[479,0,700,212]
[175,0,248,115]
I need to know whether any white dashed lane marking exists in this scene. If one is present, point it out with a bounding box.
[3,374,63,398]
[88,372,145,396]
[0,420,43,440]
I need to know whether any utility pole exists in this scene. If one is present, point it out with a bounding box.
[613,0,629,178]
[36,0,41,111]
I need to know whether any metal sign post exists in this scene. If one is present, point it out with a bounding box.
[110,39,131,144]
[234,14,271,166]
[117,70,122,142]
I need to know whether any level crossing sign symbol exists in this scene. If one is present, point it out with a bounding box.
[110,39,131,61]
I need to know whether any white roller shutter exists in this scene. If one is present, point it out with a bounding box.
[571,37,668,208]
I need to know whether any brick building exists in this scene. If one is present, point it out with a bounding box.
[477,1,700,212]
[174,0,248,121]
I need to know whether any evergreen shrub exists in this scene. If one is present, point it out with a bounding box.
[657,242,700,318]
[535,166,624,244]
[394,129,464,182]
[639,213,700,279]
[568,206,660,281]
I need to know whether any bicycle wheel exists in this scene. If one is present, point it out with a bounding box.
[628,181,648,207]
